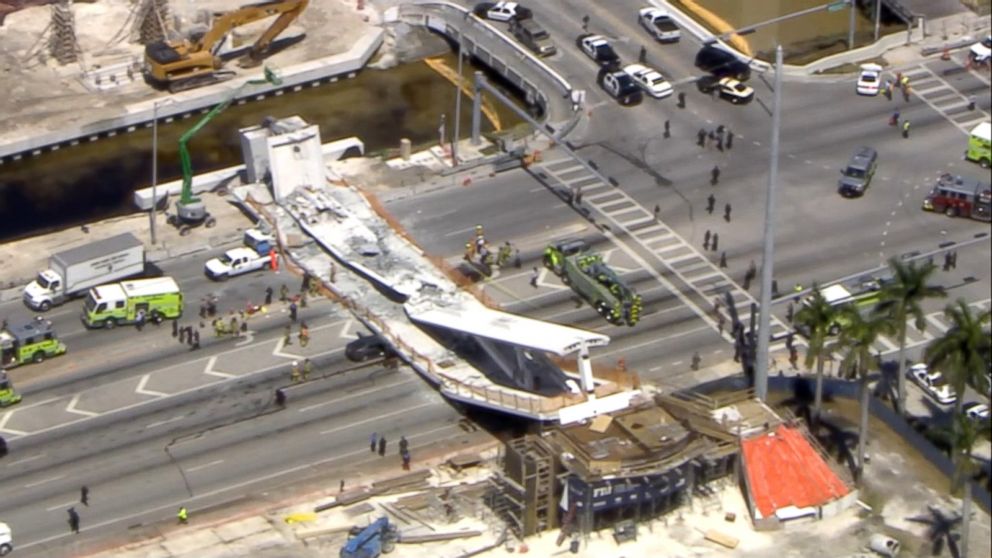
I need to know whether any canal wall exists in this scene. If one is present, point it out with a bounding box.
[392,1,583,140]
[0,27,384,165]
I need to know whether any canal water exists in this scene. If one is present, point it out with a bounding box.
[0,53,524,242]
[678,0,905,63]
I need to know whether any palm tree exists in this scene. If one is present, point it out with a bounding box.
[947,413,991,558]
[832,306,893,483]
[874,257,945,417]
[794,283,837,427]
[926,300,991,421]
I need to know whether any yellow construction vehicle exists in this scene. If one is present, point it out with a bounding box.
[144,0,308,92]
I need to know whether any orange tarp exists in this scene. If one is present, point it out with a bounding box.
[741,425,849,518]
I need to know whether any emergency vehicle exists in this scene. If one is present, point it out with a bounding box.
[0,316,67,367]
[0,370,21,407]
[82,277,183,329]
[966,121,990,169]
[922,173,992,222]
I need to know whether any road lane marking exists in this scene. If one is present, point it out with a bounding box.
[45,501,79,512]
[339,318,357,340]
[299,377,416,414]
[319,401,435,435]
[443,225,479,238]
[235,330,255,346]
[593,325,712,358]
[204,356,234,379]
[6,453,46,467]
[65,394,98,417]
[186,459,225,473]
[145,415,186,430]
[24,475,65,489]
[19,422,463,550]
[136,374,168,397]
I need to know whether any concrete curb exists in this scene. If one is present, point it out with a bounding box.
[0,28,384,164]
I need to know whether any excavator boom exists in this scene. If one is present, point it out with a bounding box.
[144,0,307,92]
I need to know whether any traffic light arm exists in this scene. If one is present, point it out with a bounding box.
[176,70,282,206]
[705,0,852,45]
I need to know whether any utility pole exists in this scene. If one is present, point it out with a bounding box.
[873,0,881,42]
[150,101,160,245]
[848,0,856,50]
[755,45,784,402]
[452,33,464,166]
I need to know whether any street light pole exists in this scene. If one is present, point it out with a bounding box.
[452,33,464,166]
[848,0,856,50]
[150,101,159,245]
[755,45,784,402]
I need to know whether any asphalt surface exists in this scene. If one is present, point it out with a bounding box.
[0,246,463,555]
[1,0,990,551]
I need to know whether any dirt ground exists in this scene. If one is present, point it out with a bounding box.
[0,0,375,144]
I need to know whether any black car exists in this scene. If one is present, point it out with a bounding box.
[345,333,394,362]
[695,46,751,81]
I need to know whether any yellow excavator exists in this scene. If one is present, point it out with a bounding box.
[144,0,308,92]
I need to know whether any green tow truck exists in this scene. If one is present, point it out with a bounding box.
[544,239,642,326]
[0,316,67,368]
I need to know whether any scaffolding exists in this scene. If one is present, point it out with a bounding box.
[48,0,79,65]
[133,0,171,45]
[488,435,559,538]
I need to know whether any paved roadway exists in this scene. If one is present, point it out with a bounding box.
[388,1,991,385]
[0,246,466,554]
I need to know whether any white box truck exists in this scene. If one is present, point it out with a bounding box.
[23,233,145,312]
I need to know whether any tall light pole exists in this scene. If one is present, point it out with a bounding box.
[150,101,161,245]
[848,0,856,50]
[452,32,464,166]
[755,45,784,401]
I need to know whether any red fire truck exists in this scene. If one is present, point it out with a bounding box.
[922,174,992,222]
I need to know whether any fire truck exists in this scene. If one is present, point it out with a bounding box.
[922,173,992,222]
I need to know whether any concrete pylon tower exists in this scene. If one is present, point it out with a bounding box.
[48,0,79,65]
[134,0,171,45]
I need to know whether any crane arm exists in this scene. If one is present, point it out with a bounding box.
[249,0,309,60]
[193,0,308,55]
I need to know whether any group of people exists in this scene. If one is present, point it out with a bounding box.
[369,433,412,470]
[464,225,517,269]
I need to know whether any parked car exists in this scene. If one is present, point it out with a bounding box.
[695,45,751,81]
[638,7,680,43]
[963,401,990,422]
[345,333,394,362]
[577,34,620,67]
[696,75,753,104]
[837,146,878,197]
[509,18,556,57]
[969,34,991,64]
[856,63,883,96]
[598,68,643,106]
[623,63,673,99]
[473,1,531,22]
[909,363,957,405]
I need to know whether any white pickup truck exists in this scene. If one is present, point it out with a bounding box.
[639,7,681,43]
[204,247,270,281]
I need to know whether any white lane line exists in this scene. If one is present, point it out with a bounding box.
[6,453,46,467]
[24,475,65,489]
[186,459,225,473]
[135,374,168,397]
[320,401,435,435]
[204,356,234,379]
[299,377,416,414]
[594,325,712,358]
[45,501,79,512]
[145,415,186,430]
[443,225,479,238]
[649,365,663,372]
[65,394,98,417]
[339,318,357,339]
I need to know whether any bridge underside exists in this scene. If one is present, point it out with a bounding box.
[417,323,574,397]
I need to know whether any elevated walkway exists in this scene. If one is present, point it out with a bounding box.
[235,116,638,423]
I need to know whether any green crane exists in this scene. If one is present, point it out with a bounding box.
[168,68,282,234]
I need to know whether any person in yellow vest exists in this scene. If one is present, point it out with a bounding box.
[177,506,188,524]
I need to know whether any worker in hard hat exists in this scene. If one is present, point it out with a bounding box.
[291,361,301,383]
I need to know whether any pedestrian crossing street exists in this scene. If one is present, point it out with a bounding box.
[872,297,991,356]
[534,156,797,352]
[534,156,990,359]
[902,64,990,135]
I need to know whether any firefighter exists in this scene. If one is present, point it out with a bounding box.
[279,284,289,302]
[284,324,293,346]
[902,119,911,138]
[463,242,475,262]
[299,321,310,347]
[497,242,512,267]
[177,507,188,525]
[302,358,313,381]
[291,361,302,383]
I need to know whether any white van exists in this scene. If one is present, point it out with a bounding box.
[0,521,12,555]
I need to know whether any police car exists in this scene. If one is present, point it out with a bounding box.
[623,64,673,99]
[856,63,883,96]
[473,2,531,22]
[598,69,643,106]
[696,75,753,104]
[577,34,620,67]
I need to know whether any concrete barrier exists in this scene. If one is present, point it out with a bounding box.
[0,28,384,164]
